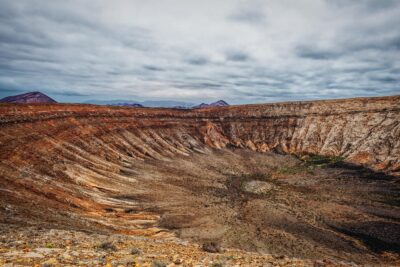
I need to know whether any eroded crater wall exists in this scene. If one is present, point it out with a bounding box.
[0,95,399,177]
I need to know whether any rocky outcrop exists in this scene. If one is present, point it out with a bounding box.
[0,226,329,266]
[200,97,400,175]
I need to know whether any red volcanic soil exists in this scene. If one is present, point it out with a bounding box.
[0,95,399,265]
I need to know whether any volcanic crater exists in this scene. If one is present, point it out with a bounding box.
[0,96,399,265]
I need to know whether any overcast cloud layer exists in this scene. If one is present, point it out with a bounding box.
[0,0,399,104]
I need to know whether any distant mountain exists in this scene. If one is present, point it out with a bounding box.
[84,99,194,108]
[141,100,194,108]
[209,100,229,107]
[112,103,143,107]
[0,91,57,104]
[84,99,136,105]
[192,100,229,109]
[193,103,209,109]
[0,93,229,109]
[84,99,228,109]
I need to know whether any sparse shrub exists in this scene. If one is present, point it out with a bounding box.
[97,241,117,251]
[278,154,344,175]
[202,241,222,253]
[278,165,312,175]
[45,242,54,248]
[104,208,114,213]
[226,255,235,260]
[211,262,224,267]
[130,247,142,255]
[245,172,271,181]
[302,154,344,167]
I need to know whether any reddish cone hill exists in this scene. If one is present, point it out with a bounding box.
[0,91,57,104]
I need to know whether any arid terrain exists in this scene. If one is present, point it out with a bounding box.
[0,96,399,266]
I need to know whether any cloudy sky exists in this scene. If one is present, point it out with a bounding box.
[0,0,399,104]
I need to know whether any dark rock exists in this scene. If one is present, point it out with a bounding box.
[130,247,142,255]
[98,241,117,251]
[202,241,222,253]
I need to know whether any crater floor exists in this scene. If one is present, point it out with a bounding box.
[1,150,400,265]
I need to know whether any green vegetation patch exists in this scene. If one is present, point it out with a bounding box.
[278,165,311,175]
[278,154,344,175]
[45,242,54,248]
[302,154,344,166]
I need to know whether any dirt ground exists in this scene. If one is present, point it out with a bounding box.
[130,150,400,264]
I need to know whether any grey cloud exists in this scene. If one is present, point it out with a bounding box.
[329,0,398,12]
[115,28,156,52]
[347,35,400,53]
[238,91,294,98]
[0,87,27,98]
[52,91,92,97]
[296,46,341,60]
[228,8,265,24]
[361,0,397,11]
[233,79,288,88]
[192,82,223,89]
[186,56,209,66]
[369,76,398,83]
[143,65,165,72]
[225,50,250,62]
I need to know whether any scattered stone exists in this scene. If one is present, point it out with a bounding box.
[172,254,183,264]
[41,257,58,267]
[202,241,222,253]
[61,251,72,260]
[98,241,117,251]
[35,247,63,254]
[0,225,354,266]
[130,247,142,255]
[314,260,325,267]
[242,180,273,194]
[22,251,44,258]
[116,256,136,266]
[3,251,21,256]
[152,260,167,267]
[71,250,80,257]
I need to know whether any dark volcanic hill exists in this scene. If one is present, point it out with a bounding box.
[0,91,57,104]
[85,99,194,108]
[209,99,229,106]
[193,100,229,108]
[112,103,144,107]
